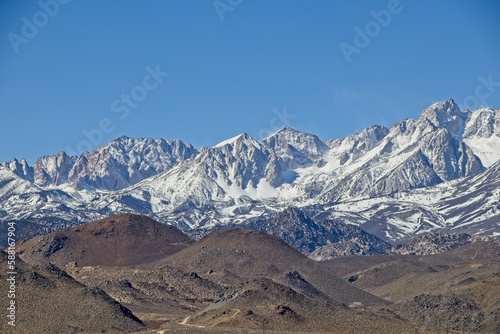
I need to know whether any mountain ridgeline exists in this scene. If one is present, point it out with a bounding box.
[1,99,500,244]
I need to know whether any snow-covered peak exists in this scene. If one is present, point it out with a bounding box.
[269,126,301,137]
[462,107,500,167]
[214,133,251,148]
[262,127,329,167]
[356,125,390,150]
[464,107,499,138]
[1,137,198,191]
[263,126,325,147]
[0,157,34,181]
[214,133,265,153]
[101,136,196,155]
[0,166,38,198]
[419,99,468,139]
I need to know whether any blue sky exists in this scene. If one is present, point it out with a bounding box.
[1,0,499,163]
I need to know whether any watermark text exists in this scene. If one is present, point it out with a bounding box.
[258,107,296,139]
[213,0,243,21]
[340,0,404,64]
[7,0,71,53]
[5,222,17,327]
[462,74,499,110]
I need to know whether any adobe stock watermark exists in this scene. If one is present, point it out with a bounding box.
[462,74,499,110]
[258,107,296,139]
[5,222,17,327]
[7,0,71,54]
[340,0,405,64]
[213,0,243,21]
[65,65,169,156]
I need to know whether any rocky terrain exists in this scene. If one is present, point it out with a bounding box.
[183,277,417,333]
[191,206,394,260]
[324,240,500,333]
[11,213,499,333]
[392,294,484,332]
[0,252,145,334]
[242,207,393,259]
[391,232,473,255]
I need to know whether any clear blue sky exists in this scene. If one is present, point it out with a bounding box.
[1,0,499,163]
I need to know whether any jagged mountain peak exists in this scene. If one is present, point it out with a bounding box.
[274,125,297,133]
[1,157,31,173]
[269,126,319,138]
[209,133,266,160]
[424,99,460,115]
[1,136,198,190]
[100,135,196,152]
[464,107,499,137]
[262,126,329,168]
[419,99,469,139]
[214,132,256,148]
[359,124,389,138]
[462,107,500,167]
[349,124,390,152]
[114,134,133,141]
[264,126,325,143]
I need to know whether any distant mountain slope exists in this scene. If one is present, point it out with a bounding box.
[17,214,193,267]
[215,207,393,259]
[1,99,499,243]
[333,159,500,241]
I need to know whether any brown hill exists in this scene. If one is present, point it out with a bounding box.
[381,263,500,332]
[160,228,388,307]
[323,240,500,291]
[17,213,192,267]
[184,277,420,333]
[0,252,145,334]
[65,261,227,324]
[323,240,500,332]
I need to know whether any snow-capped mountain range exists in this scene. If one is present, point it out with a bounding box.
[1,99,499,243]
